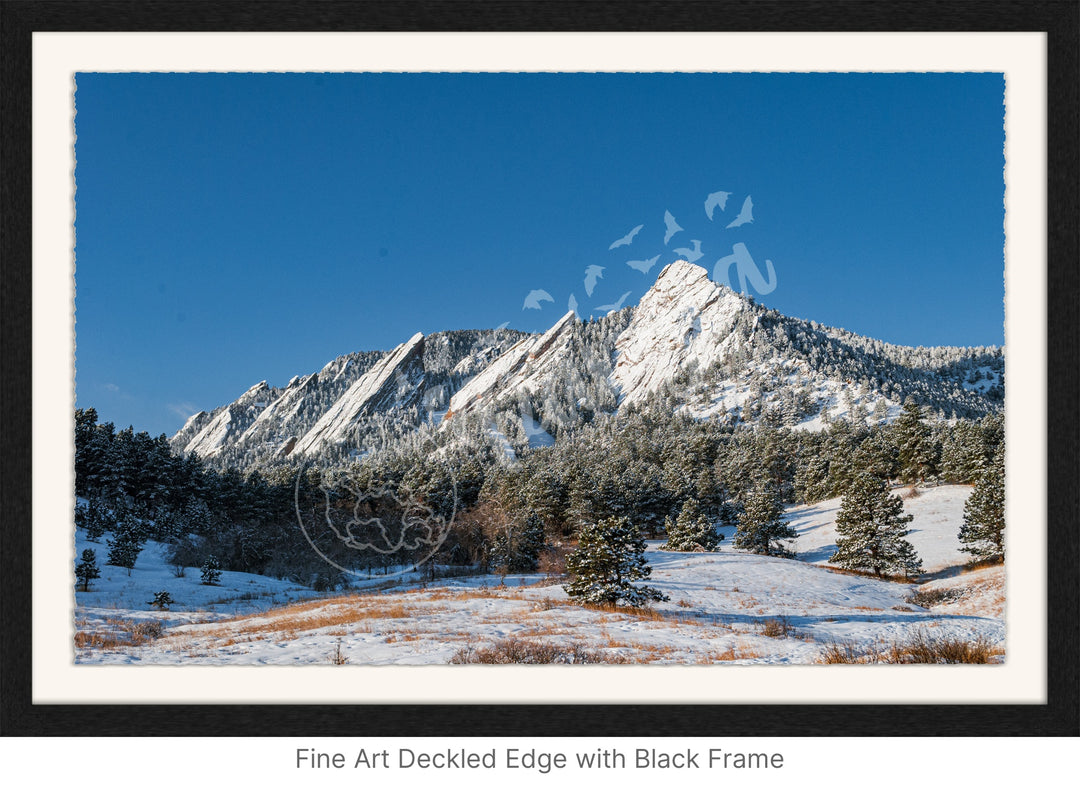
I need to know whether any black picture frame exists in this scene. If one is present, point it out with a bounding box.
[2,1,1077,737]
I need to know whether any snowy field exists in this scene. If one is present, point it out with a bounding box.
[73,484,1004,665]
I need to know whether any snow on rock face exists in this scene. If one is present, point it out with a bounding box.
[179,411,208,434]
[237,373,318,445]
[183,381,276,458]
[291,332,426,456]
[443,311,576,420]
[611,260,747,407]
[450,346,503,378]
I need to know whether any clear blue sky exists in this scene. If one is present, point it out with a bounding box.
[74,72,1005,437]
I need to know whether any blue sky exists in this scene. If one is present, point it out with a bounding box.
[74,72,1005,437]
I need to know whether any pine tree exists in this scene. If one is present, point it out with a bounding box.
[200,555,222,586]
[564,516,668,606]
[939,420,986,484]
[871,398,889,424]
[181,497,214,536]
[75,549,100,592]
[893,397,935,484]
[733,484,797,556]
[515,512,546,572]
[148,590,174,610]
[958,444,1005,560]
[82,497,114,543]
[490,513,546,573]
[662,498,721,551]
[106,519,144,575]
[794,452,831,504]
[489,530,513,572]
[830,473,923,577]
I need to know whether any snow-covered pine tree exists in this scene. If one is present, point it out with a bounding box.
[516,512,546,571]
[106,516,144,575]
[200,555,222,586]
[893,397,936,484]
[939,420,986,484]
[181,497,214,536]
[83,497,114,543]
[794,452,831,504]
[75,548,100,592]
[662,497,720,551]
[733,484,796,557]
[871,398,889,424]
[958,444,1005,560]
[148,590,174,610]
[564,516,668,606]
[829,473,923,577]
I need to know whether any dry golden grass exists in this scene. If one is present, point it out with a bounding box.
[448,636,630,664]
[516,623,575,638]
[579,601,700,627]
[818,631,1004,664]
[818,564,921,583]
[909,566,1005,618]
[74,631,138,650]
[700,642,762,662]
[74,619,164,651]
[964,557,1005,572]
[425,588,513,602]
[197,600,427,642]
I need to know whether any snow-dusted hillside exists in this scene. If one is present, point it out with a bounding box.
[787,484,976,572]
[74,485,1002,665]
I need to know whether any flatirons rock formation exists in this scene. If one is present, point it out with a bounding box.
[291,332,426,456]
[173,261,1003,468]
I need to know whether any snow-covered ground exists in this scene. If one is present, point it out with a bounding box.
[787,484,975,572]
[73,484,1003,665]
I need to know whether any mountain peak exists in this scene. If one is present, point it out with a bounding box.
[655,259,711,285]
[611,260,747,406]
[290,332,427,456]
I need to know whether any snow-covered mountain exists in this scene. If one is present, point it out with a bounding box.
[611,260,748,406]
[172,261,1003,468]
[169,329,529,467]
[445,310,578,420]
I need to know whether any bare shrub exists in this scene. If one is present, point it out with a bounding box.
[759,617,793,638]
[329,638,349,665]
[818,630,1001,664]
[818,641,866,664]
[75,618,164,651]
[538,545,570,578]
[130,620,165,641]
[907,588,964,608]
[448,636,627,664]
[885,630,999,664]
[534,597,558,611]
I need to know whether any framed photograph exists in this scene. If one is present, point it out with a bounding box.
[2,1,1077,738]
